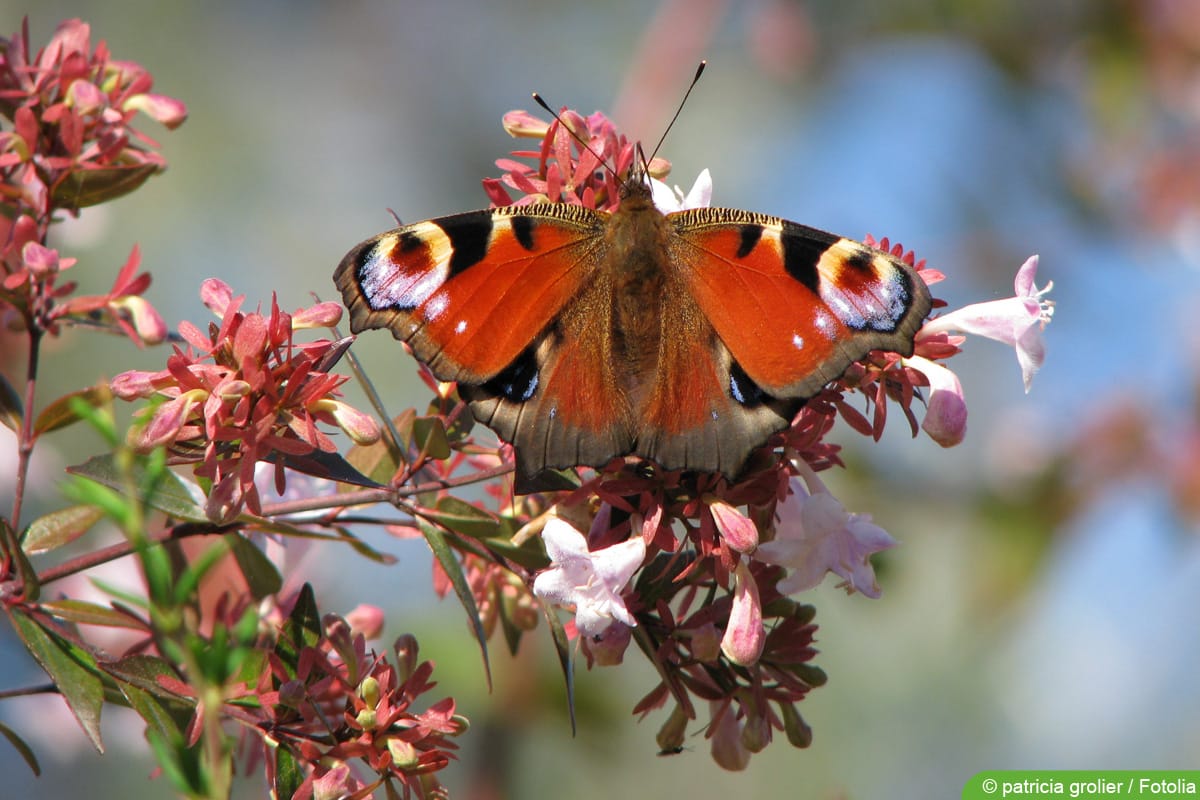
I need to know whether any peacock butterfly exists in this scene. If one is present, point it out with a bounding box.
[334,114,932,483]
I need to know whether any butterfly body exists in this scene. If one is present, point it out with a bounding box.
[336,178,931,480]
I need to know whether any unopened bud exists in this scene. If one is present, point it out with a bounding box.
[656,704,689,754]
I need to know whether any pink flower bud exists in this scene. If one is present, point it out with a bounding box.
[111,295,168,344]
[313,765,355,800]
[111,370,158,399]
[720,561,764,666]
[322,399,381,445]
[907,355,967,447]
[780,701,813,748]
[709,702,751,771]
[277,680,305,709]
[585,620,632,666]
[204,474,244,525]
[215,379,252,401]
[199,278,235,317]
[394,634,419,682]
[290,301,343,329]
[708,497,758,553]
[739,700,771,753]
[66,79,106,114]
[123,93,189,129]
[388,738,419,768]
[22,242,72,276]
[502,109,551,138]
[656,704,689,754]
[345,604,385,640]
[134,389,204,450]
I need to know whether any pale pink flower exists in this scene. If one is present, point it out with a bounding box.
[533,517,646,638]
[755,462,896,598]
[919,255,1053,391]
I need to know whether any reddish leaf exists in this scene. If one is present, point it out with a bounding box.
[33,386,108,436]
[21,505,104,554]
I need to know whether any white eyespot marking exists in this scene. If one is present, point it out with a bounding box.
[549,405,557,419]
[455,319,468,335]
[792,333,804,350]
[711,409,719,420]
[359,225,452,310]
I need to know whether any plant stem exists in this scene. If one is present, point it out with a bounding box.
[10,327,42,536]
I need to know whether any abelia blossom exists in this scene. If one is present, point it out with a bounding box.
[533,517,646,638]
[919,255,1052,391]
[755,462,896,598]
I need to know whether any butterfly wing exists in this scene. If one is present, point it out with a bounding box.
[334,204,637,476]
[625,208,931,474]
[667,208,931,398]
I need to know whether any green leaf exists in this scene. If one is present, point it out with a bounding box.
[67,453,208,522]
[540,597,576,736]
[274,583,322,675]
[52,162,161,209]
[100,654,186,701]
[117,682,181,743]
[9,610,105,752]
[39,599,146,630]
[225,533,283,599]
[1,518,39,602]
[346,431,402,486]
[22,505,105,554]
[267,449,384,488]
[33,386,109,436]
[0,721,40,776]
[412,416,451,460]
[0,370,22,433]
[418,518,491,689]
[273,745,304,800]
[427,496,501,539]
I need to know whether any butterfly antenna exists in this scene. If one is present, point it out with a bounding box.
[645,60,706,167]
[532,92,618,181]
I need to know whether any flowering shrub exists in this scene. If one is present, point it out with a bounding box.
[0,15,1052,800]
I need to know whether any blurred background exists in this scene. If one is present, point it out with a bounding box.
[2,0,1199,797]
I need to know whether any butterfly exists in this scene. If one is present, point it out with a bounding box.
[334,161,931,484]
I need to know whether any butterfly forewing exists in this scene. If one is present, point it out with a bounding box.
[335,205,606,384]
[668,208,932,399]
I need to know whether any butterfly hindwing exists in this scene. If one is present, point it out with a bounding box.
[667,208,932,400]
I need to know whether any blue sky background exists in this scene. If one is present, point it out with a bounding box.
[1,2,1198,798]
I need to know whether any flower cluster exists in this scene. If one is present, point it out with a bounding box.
[253,614,465,800]
[0,18,186,219]
[112,279,380,522]
[476,108,1054,767]
[0,18,180,341]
